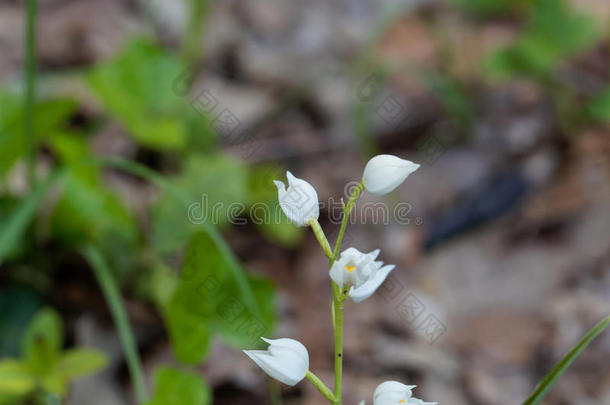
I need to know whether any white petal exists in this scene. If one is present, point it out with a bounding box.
[273,180,286,194]
[329,261,346,288]
[342,247,365,260]
[358,401,366,405]
[261,337,309,369]
[243,350,304,386]
[368,248,381,260]
[374,381,416,404]
[349,265,395,302]
[243,337,309,386]
[275,171,319,227]
[362,155,420,196]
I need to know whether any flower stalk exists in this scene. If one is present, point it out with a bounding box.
[332,287,345,405]
[329,183,364,404]
[310,218,333,258]
[306,371,335,402]
[332,183,365,263]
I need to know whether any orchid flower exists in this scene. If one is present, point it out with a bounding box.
[243,337,309,386]
[329,247,395,302]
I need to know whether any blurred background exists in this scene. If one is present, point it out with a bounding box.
[1,0,609,404]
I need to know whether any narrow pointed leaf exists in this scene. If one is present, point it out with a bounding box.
[522,316,610,405]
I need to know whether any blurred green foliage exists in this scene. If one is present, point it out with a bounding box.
[487,0,598,79]
[48,134,138,275]
[453,0,534,18]
[88,39,216,152]
[0,34,296,404]
[168,231,276,363]
[589,87,610,123]
[0,92,75,178]
[0,308,107,404]
[145,367,211,405]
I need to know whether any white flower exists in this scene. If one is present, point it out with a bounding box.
[243,337,309,386]
[329,247,395,302]
[274,171,319,227]
[362,155,420,196]
[370,381,437,405]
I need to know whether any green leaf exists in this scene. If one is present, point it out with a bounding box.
[145,367,211,405]
[0,360,35,396]
[54,348,108,380]
[589,87,610,123]
[48,133,137,276]
[0,171,63,265]
[0,92,76,177]
[22,308,63,376]
[141,263,179,311]
[39,374,65,397]
[151,154,248,254]
[87,39,189,150]
[487,0,598,78]
[167,232,276,363]
[522,316,610,405]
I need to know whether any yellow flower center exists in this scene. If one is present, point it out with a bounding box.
[345,265,356,272]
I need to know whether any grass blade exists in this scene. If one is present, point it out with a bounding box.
[83,246,148,403]
[522,316,610,405]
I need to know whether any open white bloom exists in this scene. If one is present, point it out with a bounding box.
[274,171,319,227]
[362,155,420,196]
[243,337,309,386]
[357,381,437,405]
[329,247,395,302]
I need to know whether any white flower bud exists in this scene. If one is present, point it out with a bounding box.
[274,171,319,227]
[362,155,420,196]
[243,337,309,386]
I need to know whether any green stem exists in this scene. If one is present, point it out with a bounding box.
[309,218,333,259]
[331,183,365,265]
[181,0,209,67]
[83,246,148,403]
[25,0,38,188]
[269,378,283,405]
[327,181,364,405]
[306,370,336,403]
[332,289,344,405]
